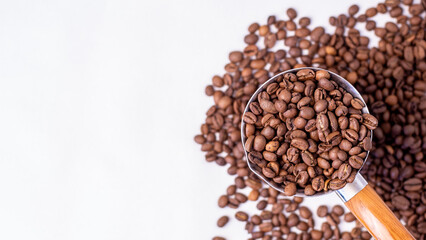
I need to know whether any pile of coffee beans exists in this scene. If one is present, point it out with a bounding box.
[195,0,425,239]
[242,68,378,196]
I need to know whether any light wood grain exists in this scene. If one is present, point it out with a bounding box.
[345,184,414,240]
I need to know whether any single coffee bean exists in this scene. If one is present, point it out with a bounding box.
[403,178,422,191]
[291,138,309,150]
[337,163,352,180]
[348,155,364,169]
[243,112,257,124]
[329,179,346,190]
[312,176,325,191]
[284,182,297,196]
[392,195,410,210]
[362,113,378,130]
[235,211,249,221]
[314,99,328,112]
[296,69,315,80]
[218,195,228,208]
[317,205,328,217]
[217,216,229,227]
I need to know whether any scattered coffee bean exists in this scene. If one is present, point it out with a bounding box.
[217,216,229,227]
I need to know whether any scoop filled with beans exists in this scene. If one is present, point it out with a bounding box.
[242,68,377,196]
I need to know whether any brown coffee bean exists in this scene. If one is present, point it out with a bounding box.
[300,107,315,119]
[317,205,328,217]
[392,195,410,210]
[243,112,257,124]
[350,98,365,110]
[301,151,316,166]
[339,139,352,152]
[235,211,249,221]
[286,8,297,19]
[253,135,266,151]
[362,113,378,130]
[403,178,422,191]
[284,182,297,196]
[338,163,352,180]
[291,138,309,151]
[318,157,331,169]
[218,195,228,208]
[217,216,229,227]
[312,176,325,191]
[329,179,346,190]
[317,113,329,131]
[296,69,315,81]
[314,99,328,112]
[343,129,359,142]
[348,155,364,169]
[326,131,342,146]
[318,78,334,91]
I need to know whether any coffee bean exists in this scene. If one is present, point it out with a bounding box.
[312,176,325,191]
[316,113,329,131]
[337,163,352,180]
[392,195,410,210]
[343,129,359,142]
[329,179,346,190]
[350,98,365,110]
[314,99,328,112]
[317,205,328,217]
[296,69,315,81]
[243,112,257,124]
[218,195,228,208]
[301,151,316,166]
[286,8,297,19]
[284,182,297,196]
[235,211,249,221]
[403,178,422,191]
[332,205,345,216]
[349,155,364,169]
[291,138,309,150]
[362,113,378,130]
[217,216,229,227]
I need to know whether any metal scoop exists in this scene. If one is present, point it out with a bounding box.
[241,67,414,240]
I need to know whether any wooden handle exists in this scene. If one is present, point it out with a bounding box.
[345,184,414,240]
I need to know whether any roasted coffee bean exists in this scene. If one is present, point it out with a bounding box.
[349,155,364,169]
[243,112,257,124]
[235,211,249,222]
[291,138,309,150]
[362,113,378,130]
[284,183,297,196]
[337,163,352,180]
[332,205,345,216]
[329,179,346,190]
[312,176,325,191]
[296,69,315,81]
[217,216,229,227]
[403,178,422,191]
[317,205,328,217]
[218,195,228,208]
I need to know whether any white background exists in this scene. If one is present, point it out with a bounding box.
[0,0,393,239]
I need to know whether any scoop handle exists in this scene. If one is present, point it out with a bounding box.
[344,183,414,240]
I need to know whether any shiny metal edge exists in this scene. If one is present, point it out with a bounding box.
[335,173,368,202]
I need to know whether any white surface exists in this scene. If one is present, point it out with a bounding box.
[0,0,388,239]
